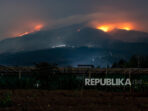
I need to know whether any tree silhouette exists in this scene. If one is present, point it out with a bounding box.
[112,56,148,68]
[34,62,58,88]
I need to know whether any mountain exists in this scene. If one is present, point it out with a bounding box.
[109,29,148,43]
[0,24,148,54]
[0,46,147,67]
[0,24,148,66]
[0,24,114,53]
[0,47,132,67]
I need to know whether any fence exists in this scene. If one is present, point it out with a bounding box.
[0,68,147,91]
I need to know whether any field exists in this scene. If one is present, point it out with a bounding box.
[0,90,148,111]
[0,67,148,111]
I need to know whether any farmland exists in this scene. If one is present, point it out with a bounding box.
[0,90,148,111]
[0,66,148,111]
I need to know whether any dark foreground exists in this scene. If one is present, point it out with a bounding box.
[0,90,148,111]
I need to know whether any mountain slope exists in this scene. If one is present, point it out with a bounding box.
[109,29,148,42]
[0,47,130,67]
[0,24,114,53]
[0,24,148,54]
[0,24,148,66]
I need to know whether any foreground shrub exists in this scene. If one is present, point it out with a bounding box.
[0,92,13,107]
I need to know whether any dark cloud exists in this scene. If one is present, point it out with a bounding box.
[0,0,148,40]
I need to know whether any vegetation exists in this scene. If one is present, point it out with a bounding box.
[0,61,147,90]
[0,92,13,107]
[34,62,58,88]
[112,55,148,68]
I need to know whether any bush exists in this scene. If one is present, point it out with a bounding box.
[0,92,13,107]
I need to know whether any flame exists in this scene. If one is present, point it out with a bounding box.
[34,24,43,31]
[17,24,44,37]
[97,23,132,32]
[18,32,30,37]
[97,25,113,32]
[97,26,109,32]
[117,23,132,31]
[119,27,131,31]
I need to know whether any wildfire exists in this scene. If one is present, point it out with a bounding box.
[34,24,43,31]
[119,27,130,31]
[97,25,113,32]
[97,23,132,32]
[18,32,30,37]
[17,24,44,37]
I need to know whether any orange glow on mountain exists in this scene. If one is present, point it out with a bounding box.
[34,24,43,31]
[97,23,132,32]
[97,25,113,32]
[18,32,30,37]
[117,23,132,31]
[17,24,44,37]
[120,27,130,31]
[97,26,109,32]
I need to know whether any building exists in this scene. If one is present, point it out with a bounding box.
[77,65,94,68]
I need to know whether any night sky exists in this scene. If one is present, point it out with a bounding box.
[0,0,148,40]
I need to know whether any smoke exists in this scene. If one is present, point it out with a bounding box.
[0,0,148,40]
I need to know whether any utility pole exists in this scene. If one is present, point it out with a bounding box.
[19,70,22,79]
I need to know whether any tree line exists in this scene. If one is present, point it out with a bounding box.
[112,55,148,68]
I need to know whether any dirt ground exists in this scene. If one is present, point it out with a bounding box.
[0,90,148,111]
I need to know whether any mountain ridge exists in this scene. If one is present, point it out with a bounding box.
[0,24,148,54]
